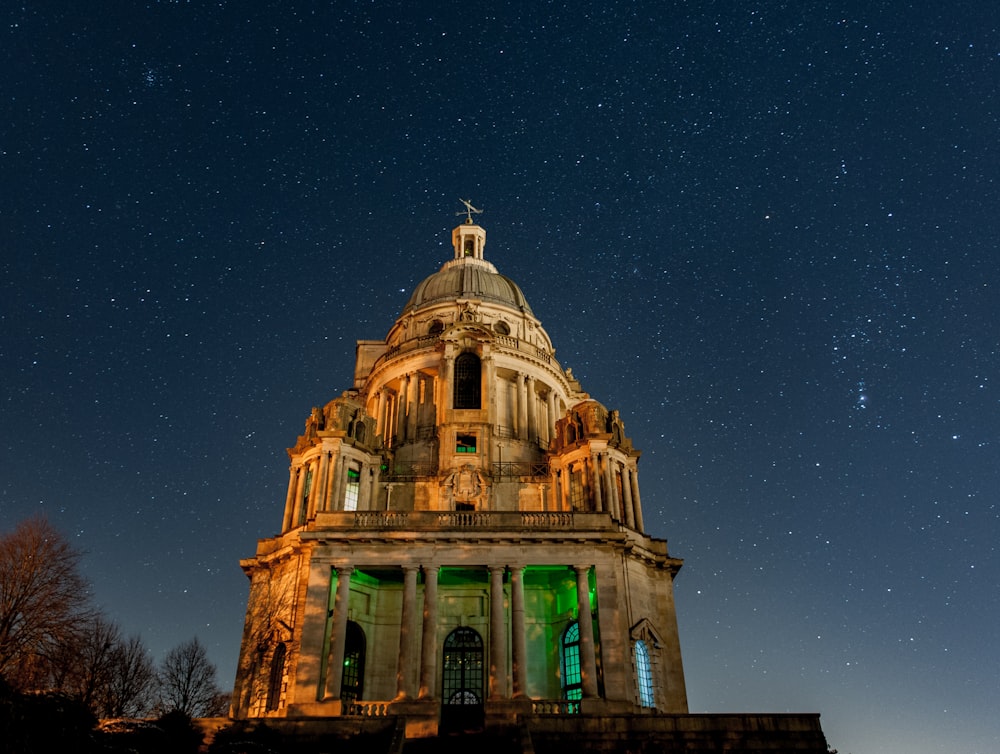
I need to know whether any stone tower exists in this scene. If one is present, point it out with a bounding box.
[231,212,688,732]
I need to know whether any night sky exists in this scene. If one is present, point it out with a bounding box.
[3,3,998,752]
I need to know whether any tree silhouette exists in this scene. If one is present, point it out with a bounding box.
[0,516,95,690]
[158,637,226,717]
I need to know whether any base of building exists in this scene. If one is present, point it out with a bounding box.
[206,711,829,753]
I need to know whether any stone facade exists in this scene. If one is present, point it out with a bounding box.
[229,216,826,751]
[232,218,687,730]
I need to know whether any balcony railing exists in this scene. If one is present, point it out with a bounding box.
[315,510,607,532]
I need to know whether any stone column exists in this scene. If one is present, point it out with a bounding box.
[377,388,388,440]
[440,355,454,417]
[510,565,528,698]
[358,462,370,511]
[395,565,420,700]
[292,466,307,527]
[335,456,348,511]
[418,566,440,699]
[574,565,599,699]
[630,466,644,532]
[547,390,557,442]
[621,465,636,528]
[316,452,331,513]
[604,456,618,520]
[488,565,507,699]
[282,467,298,531]
[407,374,419,439]
[591,454,604,513]
[396,374,409,443]
[525,375,536,444]
[324,566,353,700]
[308,460,324,519]
[517,373,528,441]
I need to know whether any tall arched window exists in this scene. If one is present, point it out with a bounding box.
[341,621,366,705]
[635,639,654,708]
[453,352,481,409]
[265,642,286,711]
[344,465,361,511]
[560,621,583,701]
[442,627,484,704]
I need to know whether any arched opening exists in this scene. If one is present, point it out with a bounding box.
[561,621,583,702]
[635,639,654,708]
[453,352,481,409]
[265,642,286,712]
[341,621,366,705]
[441,626,484,731]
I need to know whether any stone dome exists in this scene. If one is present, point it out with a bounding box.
[402,257,534,315]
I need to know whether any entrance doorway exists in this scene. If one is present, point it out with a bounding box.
[440,627,484,732]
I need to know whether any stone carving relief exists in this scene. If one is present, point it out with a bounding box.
[441,464,490,510]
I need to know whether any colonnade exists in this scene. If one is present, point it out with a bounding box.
[368,361,565,450]
[552,455,644,532]
[322,563,599,703]
[281,453,379,531]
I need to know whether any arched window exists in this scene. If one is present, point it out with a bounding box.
[560,622,583,701]
[344,465,361,511]
[265,643,286,711]
[341,621,366,705]
[635,639,654,708]
[453,352,481,409]
[493,321,510,336]
[429,320,444,335]
[442,627,484,705]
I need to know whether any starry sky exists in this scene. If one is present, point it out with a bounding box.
[2,2,998,752]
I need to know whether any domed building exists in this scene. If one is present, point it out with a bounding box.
[229,209,828,752]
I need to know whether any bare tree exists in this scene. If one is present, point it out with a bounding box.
[0,516,95,690]
[100,633,157,718]
[55,614,121,710]
[157,637,224,717]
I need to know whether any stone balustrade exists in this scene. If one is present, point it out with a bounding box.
[316,510,605,532]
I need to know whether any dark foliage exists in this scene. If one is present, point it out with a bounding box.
[0,677,99,754]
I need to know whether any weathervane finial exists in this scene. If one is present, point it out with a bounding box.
[457,198,483,224]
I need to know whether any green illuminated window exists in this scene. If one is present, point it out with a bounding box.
[561,621,582,701]
[340,621,365,705]
[456,434,477,453]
